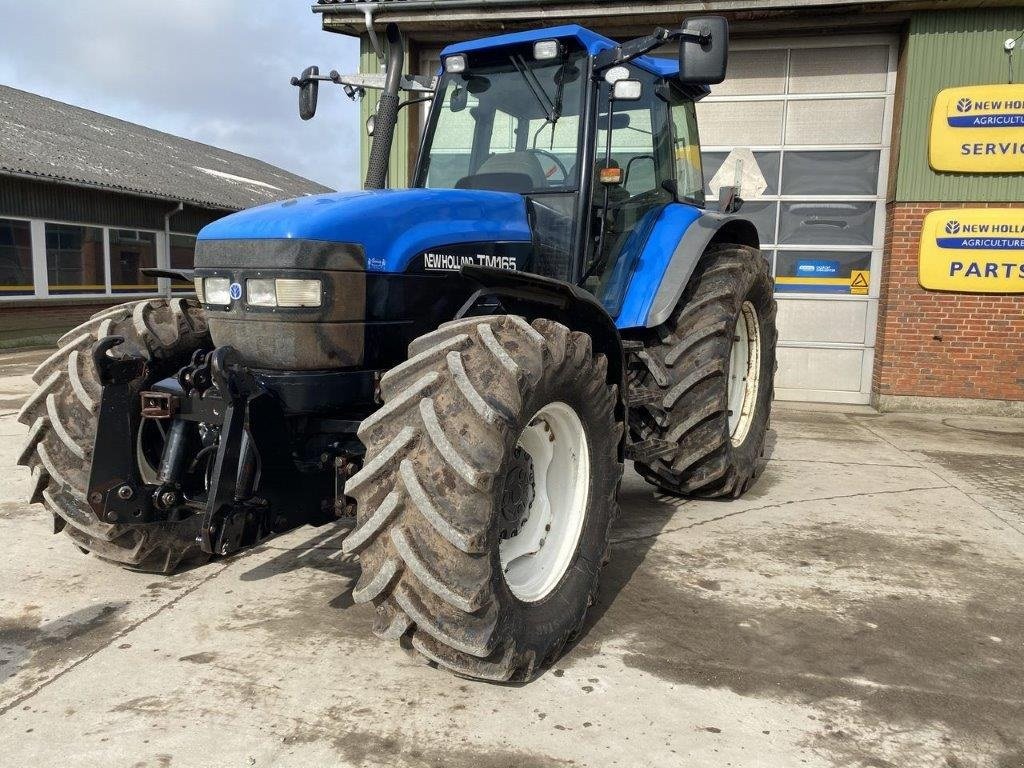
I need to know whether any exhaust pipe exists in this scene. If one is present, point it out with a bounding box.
[364,23,404,190]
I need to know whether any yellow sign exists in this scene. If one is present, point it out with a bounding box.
[929,84,1024,172]
[850,270,869,295]
[919,209,1024,293]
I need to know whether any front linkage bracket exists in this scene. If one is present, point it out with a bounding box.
[197,347,268,557]
[86,337,158,525]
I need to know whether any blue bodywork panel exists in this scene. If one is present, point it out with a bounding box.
[612,203,703,330]
[198,189,532,273]
[442,24,709,93]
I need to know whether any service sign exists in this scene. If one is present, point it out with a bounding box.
[929,84,1024,172]
[919,209,1024,293]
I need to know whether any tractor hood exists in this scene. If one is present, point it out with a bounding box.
[196,188,532,272]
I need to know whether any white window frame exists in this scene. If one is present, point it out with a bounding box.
[0,217,170,302]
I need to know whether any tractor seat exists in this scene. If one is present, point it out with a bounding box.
[455,151,546,193]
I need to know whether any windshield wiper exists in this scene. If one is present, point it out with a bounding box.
[511,54,556,122]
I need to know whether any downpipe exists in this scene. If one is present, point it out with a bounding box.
[364,23,405,190]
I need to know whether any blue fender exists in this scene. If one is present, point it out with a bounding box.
[613,205,759,330]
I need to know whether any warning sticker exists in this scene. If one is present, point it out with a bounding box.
[850,270,870,295]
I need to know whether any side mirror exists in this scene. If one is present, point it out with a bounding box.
[450,85,468,113]
[297,65,319,120]
[365,114,376,137]
[678,16,728,85]
[612,79,643,101]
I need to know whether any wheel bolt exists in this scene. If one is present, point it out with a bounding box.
[159,490,177,508]
[89,491,103,505]
[116,485,133,500]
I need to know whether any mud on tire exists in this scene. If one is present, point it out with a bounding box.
[629,243,777,498]
[344,315,624,681]
[17,298,211,573]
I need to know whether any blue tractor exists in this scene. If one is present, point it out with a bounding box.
[20,19,776,681]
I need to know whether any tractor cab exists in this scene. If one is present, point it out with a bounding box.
[413,25,718,317]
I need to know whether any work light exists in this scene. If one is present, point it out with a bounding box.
[534,40,561,60]
[445,54,467,73]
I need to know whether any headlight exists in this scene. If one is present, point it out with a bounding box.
[244,277,321,308]
[275,278,322,307]
[246,278,277,307]
[193,277,204,303]
[203,277,231,305]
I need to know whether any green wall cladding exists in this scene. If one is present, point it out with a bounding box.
[359,36,412,189]
[896,8,1024,202]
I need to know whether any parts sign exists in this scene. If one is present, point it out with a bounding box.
[929,84,1024,172]
[919,209,1024,293]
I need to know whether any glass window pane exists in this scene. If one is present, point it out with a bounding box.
[45,223,105,295]
[785,99,885,145]
[781,151,880,196]
[737,201,778,246]
[653,48,787,96]
[702,151,780,197]
[110,229,157,294]
[170,233,197,291]
[0,218,34,296]
[711,49,788,96]
[775,250,872,294]
[671,101,703,204]
[697,101,783,147]
[778,202,875,246]
[788,46,888,94]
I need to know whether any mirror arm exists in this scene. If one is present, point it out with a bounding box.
[593,26,712,73]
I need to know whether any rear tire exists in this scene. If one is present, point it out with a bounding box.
[344,315,623,681]
[629,243,777,498]
[17,298,212,573]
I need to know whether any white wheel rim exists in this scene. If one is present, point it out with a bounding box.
[499,401,590,603]
[727,301,761,446]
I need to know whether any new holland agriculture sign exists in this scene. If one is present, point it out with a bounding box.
[929,84,1024,172]
[919,209,1024,292]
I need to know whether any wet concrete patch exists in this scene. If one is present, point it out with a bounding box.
[919,451,1024,525]
[0,602,125,689]
[572,521,1024,764]
[282,712,575,768]
[220,527,375,643]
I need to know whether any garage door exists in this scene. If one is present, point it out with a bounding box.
[696,35,899,403]
[419,35,897,403]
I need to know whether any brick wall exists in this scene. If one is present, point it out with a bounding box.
[874,202,1024,402]
[0,300,119,349]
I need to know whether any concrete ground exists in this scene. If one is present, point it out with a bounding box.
[1,350,1023,768]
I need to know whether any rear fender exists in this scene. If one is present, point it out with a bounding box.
[617,209,759,329]
[457,265,626,429]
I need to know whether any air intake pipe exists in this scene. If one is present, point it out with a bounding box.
[364,23,404,190]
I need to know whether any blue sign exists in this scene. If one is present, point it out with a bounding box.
[795,260,840,276]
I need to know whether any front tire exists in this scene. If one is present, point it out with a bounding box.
[629,243,777,498]
[17,298,211,573]
[344,315,623,681]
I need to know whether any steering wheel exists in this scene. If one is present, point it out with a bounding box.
[527,148,569,185]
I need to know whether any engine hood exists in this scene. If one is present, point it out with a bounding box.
[197,188,532,272]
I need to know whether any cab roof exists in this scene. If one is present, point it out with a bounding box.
[441,24,711,97]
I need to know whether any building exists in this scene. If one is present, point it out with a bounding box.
[0,85,332,348]
[316,0,1024,413]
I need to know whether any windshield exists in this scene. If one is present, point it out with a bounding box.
[415,47,587,194]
